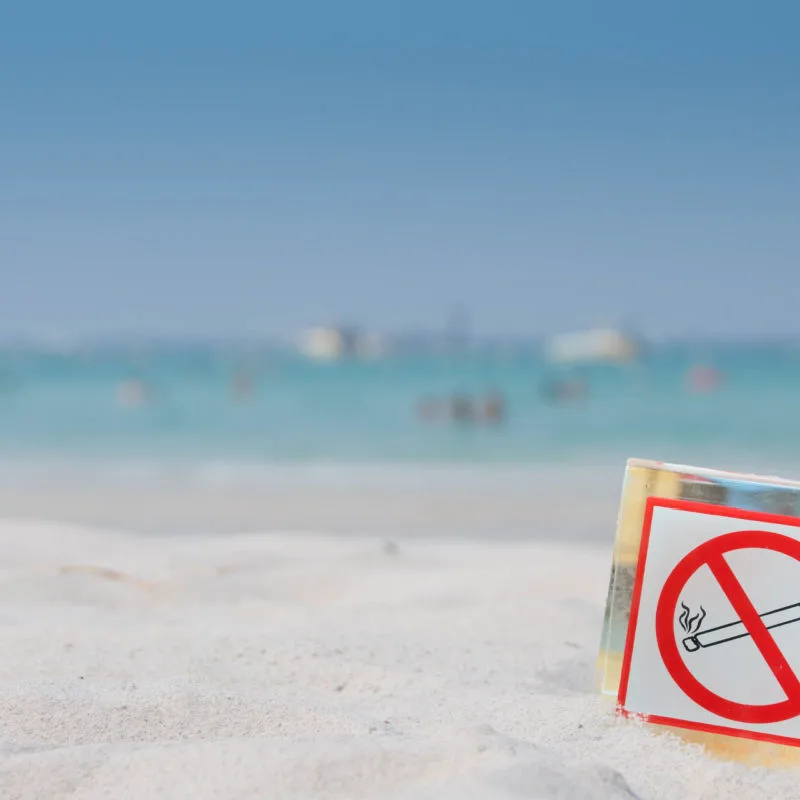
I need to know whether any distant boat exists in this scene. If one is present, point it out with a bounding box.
[299,327,358,360]
[298,326,388,361]
[544,327,640,364]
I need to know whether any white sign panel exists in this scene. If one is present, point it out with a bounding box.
[619,498,800,747]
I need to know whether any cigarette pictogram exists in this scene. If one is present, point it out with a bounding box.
[625,506,800,733]
[682,602,800,653]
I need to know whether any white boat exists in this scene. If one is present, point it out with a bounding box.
[299,327,357,360]
[545,327,640,364]
[298,326,388,361]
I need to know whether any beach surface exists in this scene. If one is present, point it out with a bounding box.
[0,474,798,799]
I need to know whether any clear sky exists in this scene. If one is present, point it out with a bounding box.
[2,1,799,341]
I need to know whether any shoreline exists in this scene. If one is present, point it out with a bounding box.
[0,466,623,538]
[3,455,800,537]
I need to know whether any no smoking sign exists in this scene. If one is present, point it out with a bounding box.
[618,497,800,747]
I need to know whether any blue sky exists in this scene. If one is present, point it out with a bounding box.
[2,1,799,341]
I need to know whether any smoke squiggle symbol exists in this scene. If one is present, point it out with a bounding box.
[678,602,706,635]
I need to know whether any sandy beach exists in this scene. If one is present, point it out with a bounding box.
[0,472,798,799]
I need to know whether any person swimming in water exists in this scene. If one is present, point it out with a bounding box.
[116,378,151,408]
[417,396,444,423]
[417,392,506,425]
[416,393,475,424]
[231,368,256,401]
[448,393,474,423]
[539,375,588,405]
[686,364,723,393]
[479,391,506,424]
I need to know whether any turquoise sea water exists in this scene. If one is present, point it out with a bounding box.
[1,343,800,481]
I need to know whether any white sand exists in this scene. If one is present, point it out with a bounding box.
[1,515,799,799]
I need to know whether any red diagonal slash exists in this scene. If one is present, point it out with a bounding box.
[654,529,800,724]
[707,553,800,702]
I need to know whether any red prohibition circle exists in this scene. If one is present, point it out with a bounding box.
[656,529,800,724]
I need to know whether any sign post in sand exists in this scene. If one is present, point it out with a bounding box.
[598,459,800,766]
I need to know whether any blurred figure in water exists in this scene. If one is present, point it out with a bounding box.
[417,393,476,424]
[418,392,505,425]
[231,368,256,401]
[687,365,723,393]
[480,391,506,424]
[116,378,150,408]
[449,393,474,423]
[539,375,588,405]
[417,396,445,423]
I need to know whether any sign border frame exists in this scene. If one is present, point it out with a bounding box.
[617,496,800,748]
